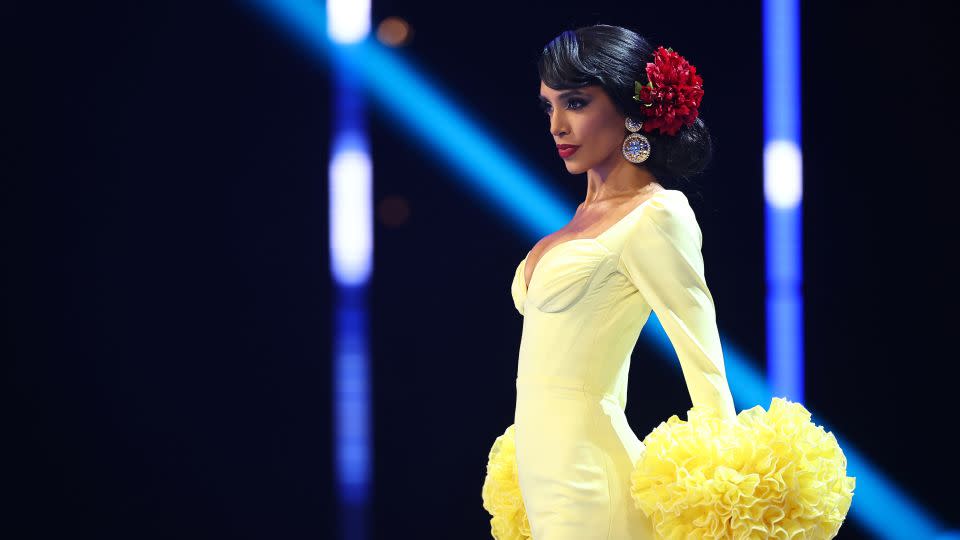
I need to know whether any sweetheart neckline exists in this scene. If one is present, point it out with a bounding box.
[520,189,680,292]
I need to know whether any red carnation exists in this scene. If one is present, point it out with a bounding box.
[633,46,704,136]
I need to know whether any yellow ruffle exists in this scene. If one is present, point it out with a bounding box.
[481,424,531,540]
[630,397,856,540]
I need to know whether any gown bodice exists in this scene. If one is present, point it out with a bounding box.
[509,189,736,420]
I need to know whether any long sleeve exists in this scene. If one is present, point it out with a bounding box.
[618,196,737,420]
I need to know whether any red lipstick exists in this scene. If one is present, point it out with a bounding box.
[557,144,580,158]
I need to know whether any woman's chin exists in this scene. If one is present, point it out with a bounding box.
[562,159,588,174]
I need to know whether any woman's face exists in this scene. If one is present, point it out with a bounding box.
[538,82,626,174]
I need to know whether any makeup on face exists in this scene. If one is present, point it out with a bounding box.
[540,87,591,160]
[538,89,590,117]
[557,145,580,158]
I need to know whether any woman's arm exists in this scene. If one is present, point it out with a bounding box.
[618,196,737,420]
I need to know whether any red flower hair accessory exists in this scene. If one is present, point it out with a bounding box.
[632,46,704,136]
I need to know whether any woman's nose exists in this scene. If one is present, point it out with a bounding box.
[550,113,567,137]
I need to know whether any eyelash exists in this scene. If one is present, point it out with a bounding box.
[541,98,587,115]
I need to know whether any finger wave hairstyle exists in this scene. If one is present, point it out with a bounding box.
[537,25,713,183]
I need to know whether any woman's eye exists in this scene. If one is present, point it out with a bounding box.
[542,98,587,115]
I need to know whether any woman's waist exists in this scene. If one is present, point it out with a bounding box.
[515,374,622,406]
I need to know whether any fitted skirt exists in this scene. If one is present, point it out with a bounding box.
[513,375,655,540]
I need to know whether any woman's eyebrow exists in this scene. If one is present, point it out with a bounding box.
[538,90,587,102]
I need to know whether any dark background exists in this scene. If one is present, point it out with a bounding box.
[5,0,955,538]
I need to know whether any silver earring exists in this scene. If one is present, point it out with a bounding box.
[622,117,651,163]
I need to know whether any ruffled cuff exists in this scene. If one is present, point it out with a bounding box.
[481,424,531,540]
[630,397,856,539]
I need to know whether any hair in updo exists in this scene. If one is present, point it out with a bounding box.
[537,25,713,183]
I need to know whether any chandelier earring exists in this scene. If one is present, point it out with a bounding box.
[622,117,651,163]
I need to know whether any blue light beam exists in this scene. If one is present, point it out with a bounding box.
[245,1,958,537]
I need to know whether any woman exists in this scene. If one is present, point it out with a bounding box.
[482,25,854,540]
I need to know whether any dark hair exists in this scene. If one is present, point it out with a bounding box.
[537,25,713,184]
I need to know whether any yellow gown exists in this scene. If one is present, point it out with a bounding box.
[509,189,736,540]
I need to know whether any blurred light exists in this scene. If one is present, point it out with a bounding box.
[763,140,802,208]
[835,438,949,540]
[248,0,573,234]
[766,271,802,403]
[326,0,370,44]
[376,195,411,228]
[645,315,770,412]
[327,1,373,538]
[763,0,804,404]
[376,16,413,47]
[764,0,800,143]
[334,301,371,500]
[330,138,373,286]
